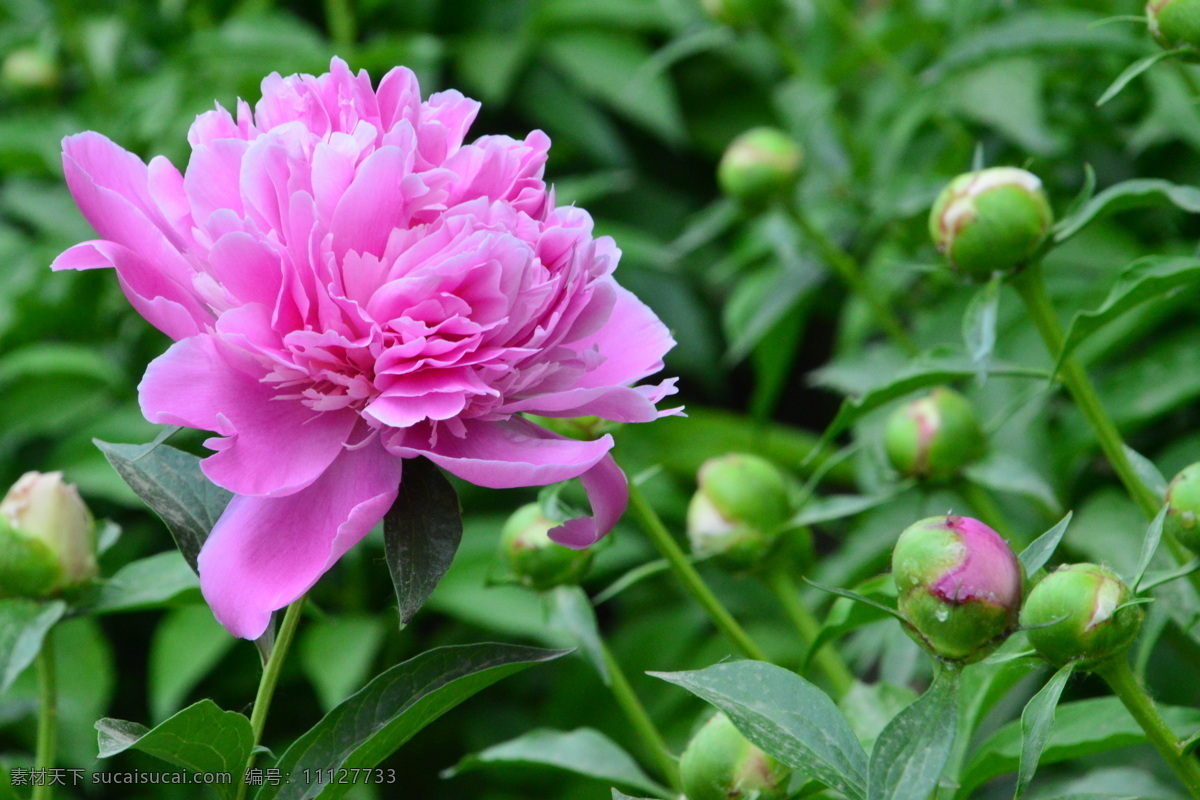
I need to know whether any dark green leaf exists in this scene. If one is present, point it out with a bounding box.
[95,438,231,571]
[445,728,670,799]
[793,488,910,527]
[0,599,65,694]
[650,661,868,799]
[149,605,236,723]
[543,586,609,684]
[964,454,1060,513]
[96,700,252,800]
[1132,506,1168,591]
[867,666,959,800]
[257,644,569,800]
[85,551,200,614]
[804,575,898,670]
[1096,50,1190,107]
[804,578,906,623]
[841,682,919,753]
[299,615,387,712]
[1017,662,1075,798]
[1020,512,1073,576]
[384,457,462,628]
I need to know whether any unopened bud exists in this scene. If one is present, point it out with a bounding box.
[885,387,985,481]
[929,167,1053,277]
[1148,0,1200,58]
[1164,462,1200,555]
[892,515,1022,662]
[680,712,790,800]
[500,503,594,591]
[687,454,798,571]
[0,472,97,598]
[718,128,803,206]
[1021,563,1143,668]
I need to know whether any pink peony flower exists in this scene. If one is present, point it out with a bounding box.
[52,57,679,639]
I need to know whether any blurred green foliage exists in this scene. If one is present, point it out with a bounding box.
[3,0,1200,797]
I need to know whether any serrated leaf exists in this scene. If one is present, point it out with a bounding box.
[1016,662,1075,798]
[1096,49,1189,107]
[95,438,231,571]
[384,457,462,628]
[1132,506,1168,592]
[1020,512,1073,576]
[85,551,200,614]
[257,644,569,800]
[1053,257,1200,373]
[867,666,959,800]
[544,586,609,684]
[96,700,252,800]
[650,661,868,799]
[963,275,1002,380]
[445,728,670,799]
[0,599,65,694]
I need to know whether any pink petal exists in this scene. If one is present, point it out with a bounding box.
[330,145,414,259]
[198,439,402,639]
[548,454,628,549]
[571,284,676,389]
[138,335,356,497]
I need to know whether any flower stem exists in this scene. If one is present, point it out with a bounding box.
[763,566,855,697]
[1097,657,1200,799]
[236,597,307,800]
[785,203,917,354]
[626,482,769,662]
[32,628,56,800]
[599,640,681,794]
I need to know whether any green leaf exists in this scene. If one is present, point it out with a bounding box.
[961,697,1200,795]
[804,578,906,623]
[793,488,911,527]
[650,661,868,799]
[0,599,65,694]
[964,453,1060,513]
[445,728,670,799]
[593,559,671,605]
[1016,663,1075,798]
[85,551,200,614]
[962,275,1002,380]
[1056,183,1200,244]
[867,666,959,800]
[95,438,232,571]
[841,682,919,753]
[257,644,570,800]
[804,575,898,670]
[544,586,609,684]
[1132,506,1168,592]
[1020,512,1073,576]
[149,605,235,723]
[96,700,252,800]
[383,457,462,628]
[1096,49,1190,107]
[299,615,387,713]
[1053,257,1200,373]
[1123,445,1169,501]
[611,791,655,800]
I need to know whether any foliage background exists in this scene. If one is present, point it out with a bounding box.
[2,0,1200,797]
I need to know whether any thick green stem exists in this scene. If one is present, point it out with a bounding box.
[32,628,56,800]
[600,641,681,793]
[763,567,855,697]
[627,482,769,662]
[236,598,306,800]
[1098,658,1200,799]
[785,204,917,354]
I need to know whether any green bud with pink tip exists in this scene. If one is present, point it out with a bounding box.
[1021,563,1143,668]
[687,453,807,571]
[884,387,986,482]
[680,712,791,800]
[0,471,98,599]
[1164,462,1200,555]
[892,515,1023,662]
[500,503,594,591]
[1148,0,1200,60]
[929,167,1053,278]
[718,128,803,207]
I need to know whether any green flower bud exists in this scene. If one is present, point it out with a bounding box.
[1021,563,1144,668]
[929,167,1053,277]
[892,515,1023,662]
[1164,462,1200,554]
[700,0,781,29]
[1148,0,1200,59]
[0,472,98,598]
[1,47,60,95]
[680,712,790,800]
[500,503,594,591]
[524,414,620,441]
[884,387,986,481]
[687,453,796,571]
[717,128,803,207]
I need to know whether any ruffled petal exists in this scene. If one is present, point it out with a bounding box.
[547,454,628,549]
[139,335,356,497]
[198,439,402,638]
[571,284,676,389]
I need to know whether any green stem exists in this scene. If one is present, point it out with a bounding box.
[600,641,681,793]
[323,0,356,47]
[785,203,917,354]
[1097,658,1200,799]
[959,481,1013,540]
[763,567,855,697]
[32,628,56,800]
[236,598,307,800]
[626,482,769,662]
